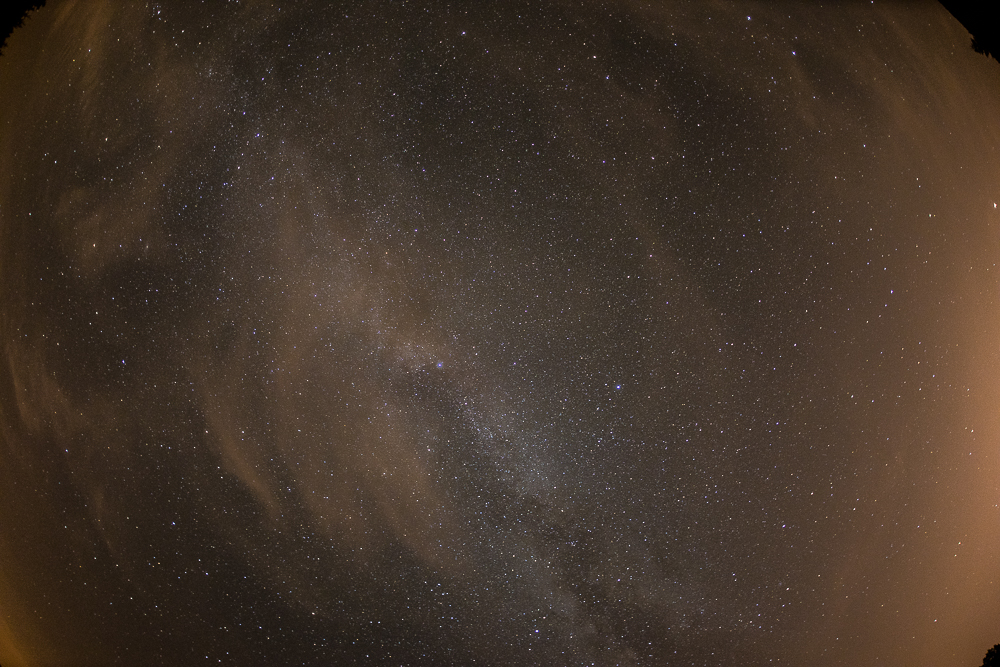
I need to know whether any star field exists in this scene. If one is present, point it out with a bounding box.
[1,2,999,666]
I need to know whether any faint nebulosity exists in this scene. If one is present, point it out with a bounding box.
[1,2,999,666]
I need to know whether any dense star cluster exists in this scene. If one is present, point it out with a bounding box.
[1,2,999,666]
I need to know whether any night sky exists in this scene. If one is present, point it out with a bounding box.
[2,2,999,665]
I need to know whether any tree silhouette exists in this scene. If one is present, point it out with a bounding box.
[939,1,1000,65]
[983,643,1000,667]
[0,1,45,56]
